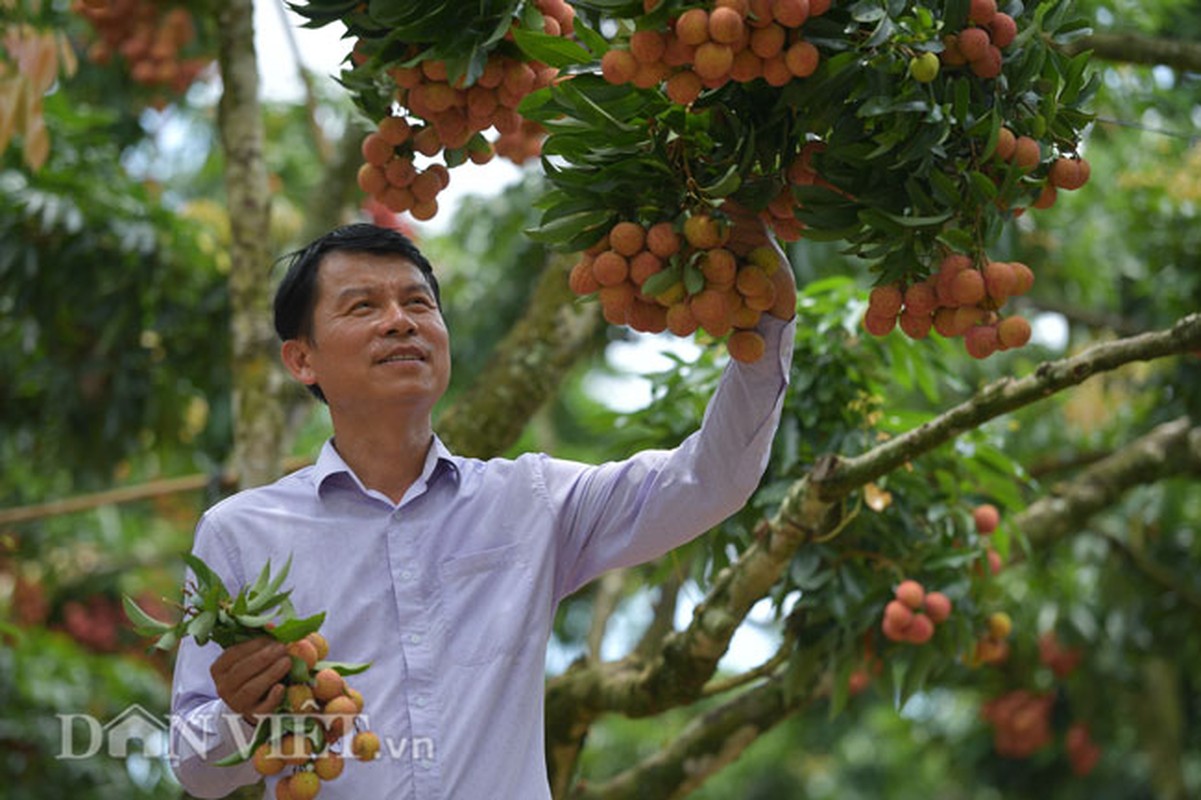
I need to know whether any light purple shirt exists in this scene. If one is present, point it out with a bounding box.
[171,316,794,799]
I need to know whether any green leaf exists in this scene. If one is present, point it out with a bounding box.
[639,263,681,298]
[187,610,217,644]
[271,612,327,644]
[968,171,998,202]
[183,553,230,598]
[153,629,179,653]
[699,163,742,198]
[246,590,293,615]
[212,722,268,766]
[122,595,175,635]
[249,558,273,598]
[898,645,939,707]
[314,660,373,676]
[683,259,705,295]
[234,611,279,629]
[877,209,953,228]
[550,79,640,136]
[571,17,610,57]
[525,209,613,245]
[264,554,294,598]
[511,28,592,68]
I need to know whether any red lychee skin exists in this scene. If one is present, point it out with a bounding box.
[923,591,953,624]
[974,503,1000,534]
[885,599,915,629]
[905,614,935,644]
[895,579,925,610]
[988,13,1017,48]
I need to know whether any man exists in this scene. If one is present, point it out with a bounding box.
[170,217,796,798]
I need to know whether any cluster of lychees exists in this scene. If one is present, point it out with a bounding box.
[1065,722,1101,776]
[73,0,210,100]
[754,142,830,243]
[881,579,953,644]
[965,502,1014,666]
[569,212,792,363]
[354,0,571,219]
[986,124,1092,212]
[249,631,379,799]
[863,253,1038,359]
[980,688,1056,759]
[1038,630,1083,679]
[939,0,1019,79]
[602,0,831,102]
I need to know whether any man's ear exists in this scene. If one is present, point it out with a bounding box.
[281,339,317,386]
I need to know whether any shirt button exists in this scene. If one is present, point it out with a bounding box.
[413,696,426,708]
[408,633,422,645]
[400,569,413,581]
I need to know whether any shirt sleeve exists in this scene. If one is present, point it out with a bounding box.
[547,314,795,599]
[169,513,264,798]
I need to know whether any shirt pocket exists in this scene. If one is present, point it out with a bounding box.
[438,541,534,666]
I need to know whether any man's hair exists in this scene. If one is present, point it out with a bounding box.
[272,223,441,403]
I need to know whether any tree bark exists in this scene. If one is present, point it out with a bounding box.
[1019,416,1201,547]
[435,251,604,458]
[811,313,1201,501]
[1062,31,1201,74]
[571,673,819,800]
[217,0,282,491]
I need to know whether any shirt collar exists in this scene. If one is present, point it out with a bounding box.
[311,435,460,498]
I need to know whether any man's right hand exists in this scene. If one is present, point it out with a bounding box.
[210,637,292,723]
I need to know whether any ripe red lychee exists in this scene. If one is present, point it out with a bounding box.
[895,579,925,610]
[973,503,1000,534]
[923,591,953,623]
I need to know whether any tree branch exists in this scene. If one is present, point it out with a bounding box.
[1018,416,1201,547]
[813,313,1201,501]
[1102,531,1201,612]
[587,569,627,661]
[570,673,817,800]
[700,635,792,698]
[633,560,690,660]
[436,251,603,458]
[1061,32,1201,74]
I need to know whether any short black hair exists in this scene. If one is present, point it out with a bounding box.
[273,223,441,403]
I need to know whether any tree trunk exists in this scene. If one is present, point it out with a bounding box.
[436,251,603,458]
[217,0,283,492]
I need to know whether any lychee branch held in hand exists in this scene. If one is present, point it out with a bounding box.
[123,555,380,796]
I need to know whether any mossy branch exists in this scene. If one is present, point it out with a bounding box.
[812,313,1201,501]
[1018,415,1201,543]
[1061,31,1201,74]
[569,673,816,800]
[436,252,603,458]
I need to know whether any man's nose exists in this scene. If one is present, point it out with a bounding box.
[380,301,417,335]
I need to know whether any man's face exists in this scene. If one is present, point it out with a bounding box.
[282,251,451,416]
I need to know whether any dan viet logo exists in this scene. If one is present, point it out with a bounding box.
[56,704,435,767]
[57,704,171,761]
